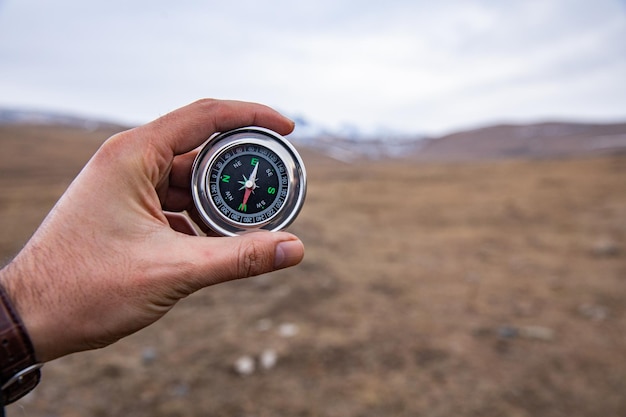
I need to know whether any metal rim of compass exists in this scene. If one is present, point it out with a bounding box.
[191,126,307,236]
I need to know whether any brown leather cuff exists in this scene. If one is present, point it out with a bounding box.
[0,285,41,405]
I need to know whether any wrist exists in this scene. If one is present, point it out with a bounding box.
[0,274,42,405]
[0,256,58,364]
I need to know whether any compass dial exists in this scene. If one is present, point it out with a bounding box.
[211,144,287,223]
[191,127,306,236]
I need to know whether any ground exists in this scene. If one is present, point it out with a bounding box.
[1,125,625,416]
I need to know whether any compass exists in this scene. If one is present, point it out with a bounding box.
[191,126,307,236]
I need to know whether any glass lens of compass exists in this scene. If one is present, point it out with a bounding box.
[209,144,289,225]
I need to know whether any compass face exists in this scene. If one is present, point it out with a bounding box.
[210,143,288,224]
[191,127,306,236]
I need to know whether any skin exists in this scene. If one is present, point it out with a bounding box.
[0,99,305,363]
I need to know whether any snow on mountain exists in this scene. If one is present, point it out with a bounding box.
[288,114,428,162]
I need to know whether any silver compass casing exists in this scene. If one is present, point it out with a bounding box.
[191,127,307,236]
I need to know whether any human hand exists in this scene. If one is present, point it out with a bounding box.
[0,99,305,362]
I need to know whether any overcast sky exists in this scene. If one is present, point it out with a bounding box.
[1,0,625,135]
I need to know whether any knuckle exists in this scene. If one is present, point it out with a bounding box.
[194,97,218,107]
[92,130,133,164]
[193,98,221,114]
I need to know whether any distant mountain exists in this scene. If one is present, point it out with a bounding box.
[2,108,625,162]
[412,122,626,161]
[289,116,626,162]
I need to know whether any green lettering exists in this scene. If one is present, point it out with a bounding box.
[221,175,230,183]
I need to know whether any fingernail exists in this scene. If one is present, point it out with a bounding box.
[274,240,304,269]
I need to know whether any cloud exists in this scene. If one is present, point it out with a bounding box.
[0,0,624,133]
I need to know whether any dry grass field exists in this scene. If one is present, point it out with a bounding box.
[1,124,625,416]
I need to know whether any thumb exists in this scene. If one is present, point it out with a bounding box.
[178,232,304,289]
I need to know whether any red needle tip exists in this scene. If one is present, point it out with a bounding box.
[242,187,252,206]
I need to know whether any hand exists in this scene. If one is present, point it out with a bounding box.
[0,99,305,362]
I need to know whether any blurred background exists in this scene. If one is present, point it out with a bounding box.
[1,1,626,416]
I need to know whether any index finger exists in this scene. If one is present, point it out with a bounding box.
[140,99,295,156]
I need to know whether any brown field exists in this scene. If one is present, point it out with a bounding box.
[1,124,625,417]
